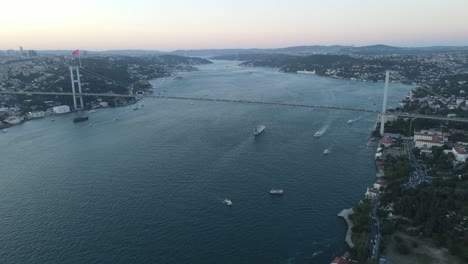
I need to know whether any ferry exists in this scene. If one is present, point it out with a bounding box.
[73,116,89,123]
[348,120,354,124]
[323,149,330,154]
[314,131,322,137]
[223,198,233,206]
[297,69,316,75]
[253,125,266,136]
[269,189,284,195]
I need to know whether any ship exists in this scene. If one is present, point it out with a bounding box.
[323,149,330,154]
[297,69,316,75]
[314,131,322,137]
[269,189,284,195]
[348,120,354,124]
[73,116,89,123]
[253,125,266,136]
[223,198,233,206]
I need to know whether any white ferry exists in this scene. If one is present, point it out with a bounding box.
[297,69,316,74]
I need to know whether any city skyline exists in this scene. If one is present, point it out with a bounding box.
[1,0,468,50]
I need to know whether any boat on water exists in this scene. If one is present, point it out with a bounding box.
[269,189,284,195]
[314,131,322,137]
[2,129,7,133]
[297,69,316,75]
[88,110,96,114]
[223,198,232,206]
[253,125,266,136]
[73,116,89,123]
[323,149,330,154]
[348,120,354,124]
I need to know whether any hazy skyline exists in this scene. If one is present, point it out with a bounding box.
[2,0,468,50]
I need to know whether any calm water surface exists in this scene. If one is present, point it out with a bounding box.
[0,60,410,264]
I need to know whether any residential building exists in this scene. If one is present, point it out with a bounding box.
[381,136,393,147]
[453,147,468,162]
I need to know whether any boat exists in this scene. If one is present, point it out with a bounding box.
[223,198,233,206]
[297,69,316,75]
[253,125,266,136]
[73,116,89,123]
[2,129,7,133]
[323,149,330,154]
[88,110,96,114]
[314,131,322,137]
[348,120,354,124]
[269,189,284,195]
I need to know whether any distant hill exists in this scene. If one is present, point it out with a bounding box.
[29,45,468,57]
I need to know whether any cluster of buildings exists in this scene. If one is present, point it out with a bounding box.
[322,52,468,85]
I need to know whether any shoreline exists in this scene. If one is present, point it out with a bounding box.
[338,208,355,248]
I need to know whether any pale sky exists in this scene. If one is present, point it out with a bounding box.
[1,0,468,50]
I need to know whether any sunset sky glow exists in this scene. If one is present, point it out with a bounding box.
[1,0,468,50]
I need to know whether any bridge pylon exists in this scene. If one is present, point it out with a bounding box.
[380,71,390,136]
[69,66,84,109]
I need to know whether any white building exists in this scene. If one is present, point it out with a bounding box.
[365,187,379,199]
[453,147,468,162]
[27,111,45,119]
[53,105,71,114]
[415,138,444,149]
[414,131,445,149]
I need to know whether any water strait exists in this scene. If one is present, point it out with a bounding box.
[0,60,410,264]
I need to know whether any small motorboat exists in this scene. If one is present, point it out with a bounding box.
[269,189,284,195]
[223,198,232,206]
[314,131,322,137]
[323,149,329,154]
[347,120,353,124]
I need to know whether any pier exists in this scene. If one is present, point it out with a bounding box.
[338,208,354,248]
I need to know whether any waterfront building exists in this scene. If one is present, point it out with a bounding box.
[53,105,71,114]
[365,187,379,199]
[27,111,45,119]
[374,179,389,190]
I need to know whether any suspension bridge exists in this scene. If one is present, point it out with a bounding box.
[3,66,468,133]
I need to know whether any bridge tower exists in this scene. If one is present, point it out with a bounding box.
[379,71,390,136]
[69,66,84,109]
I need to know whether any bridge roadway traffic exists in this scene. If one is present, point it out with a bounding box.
[3,91,468,122]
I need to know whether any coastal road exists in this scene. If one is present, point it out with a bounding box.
[369,196,381,259]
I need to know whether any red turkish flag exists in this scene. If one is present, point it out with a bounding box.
[72,49,80,56]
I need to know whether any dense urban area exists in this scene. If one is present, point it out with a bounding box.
[0,52,211,127]
[2,46,468,264]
